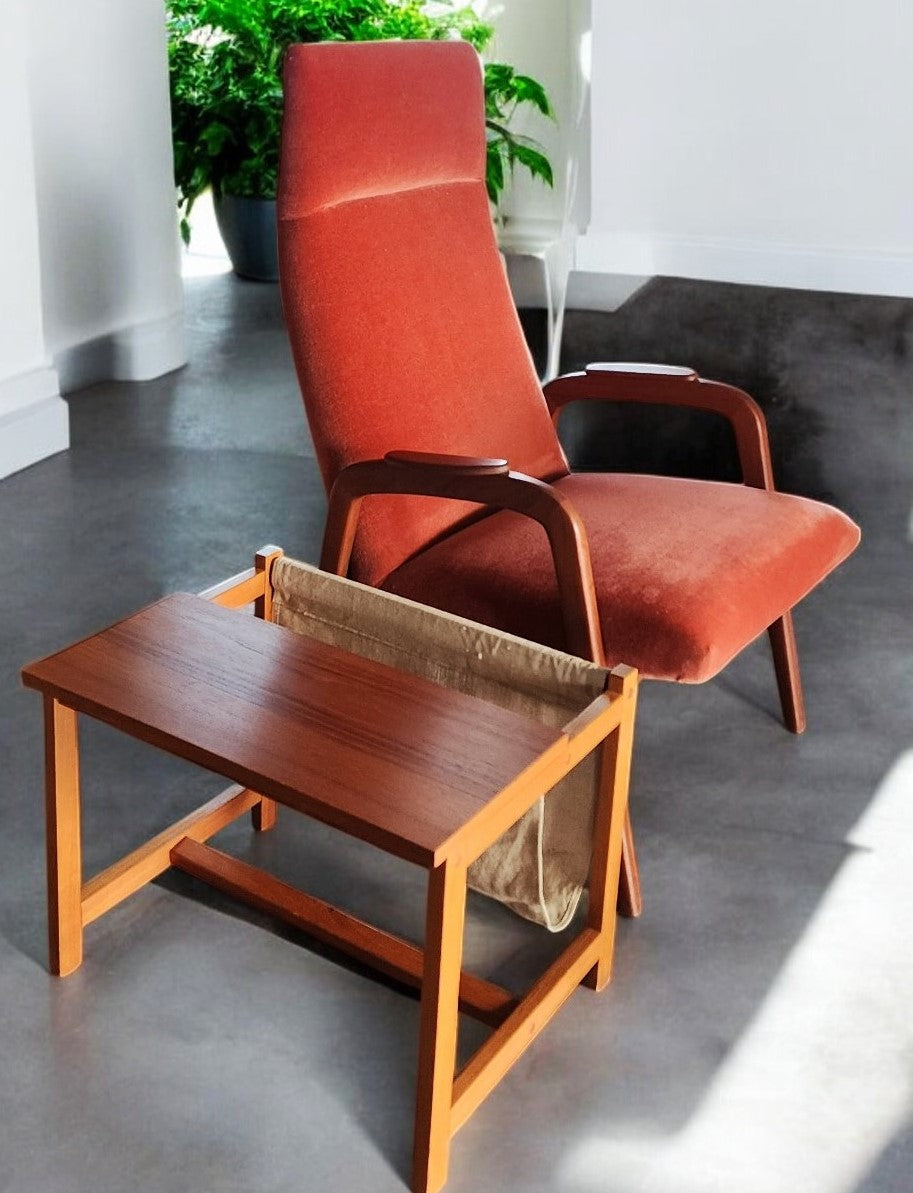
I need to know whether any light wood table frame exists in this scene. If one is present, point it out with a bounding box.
[22,548,638,1193]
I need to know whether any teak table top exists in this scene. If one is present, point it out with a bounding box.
[22,594,564,866]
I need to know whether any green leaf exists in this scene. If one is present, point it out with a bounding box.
[511,74,553,118]
[486,143,504,205]
[166,0,554,219]
[510,142,553,187]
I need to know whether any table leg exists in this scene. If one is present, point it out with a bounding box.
[251,796,277,832]
[412,858,467,1193]
[251,545,282,834]
[43,697,83,977]
[584,667,637,992]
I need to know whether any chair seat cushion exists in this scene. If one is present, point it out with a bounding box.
[380,473,861,683]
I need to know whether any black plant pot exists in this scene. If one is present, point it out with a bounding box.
[213,193,279,282]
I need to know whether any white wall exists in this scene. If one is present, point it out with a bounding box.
[481,0,591,231]
[0,0,68,479]
[578,1,913,297]
[27,0,185,391]
[478,0,643,314]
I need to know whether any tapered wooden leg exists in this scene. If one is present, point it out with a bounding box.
[43,697,83,977]
[412,859,467,1193]
[768,611,807,734]
[617,812,642,919]
[585,666,638,990]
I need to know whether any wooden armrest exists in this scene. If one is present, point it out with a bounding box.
[586,363,697,380]
[320,455,604,662]
[385,450,509,475]
[543,362,774,490]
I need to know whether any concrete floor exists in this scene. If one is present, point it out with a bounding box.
[1,275,911,1193]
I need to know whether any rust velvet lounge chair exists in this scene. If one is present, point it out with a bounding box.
[277,40,861,917]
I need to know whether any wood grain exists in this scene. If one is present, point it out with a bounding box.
[22,594,562,867]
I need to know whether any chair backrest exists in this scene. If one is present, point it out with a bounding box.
[278,41,568,586]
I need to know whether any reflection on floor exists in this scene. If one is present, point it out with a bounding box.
[1,274,910,1193]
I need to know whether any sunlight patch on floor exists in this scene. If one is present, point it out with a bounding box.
[560,752,913,1193]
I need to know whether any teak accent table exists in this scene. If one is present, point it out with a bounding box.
[22,558,637,1193]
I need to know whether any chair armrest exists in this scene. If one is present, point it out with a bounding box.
[320,452,605,662]
[543,362,775,490]
[384,450,510,474]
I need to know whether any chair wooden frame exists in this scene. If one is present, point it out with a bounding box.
[320,362,810,923]
[544,362,805,735]
[321,452,643,920]
[24,547,639,1193]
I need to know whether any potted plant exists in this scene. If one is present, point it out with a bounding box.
[167,0,553,279]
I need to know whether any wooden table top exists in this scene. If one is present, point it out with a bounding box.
[22,594,564,866]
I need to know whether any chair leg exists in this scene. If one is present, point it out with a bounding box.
[768,612,807,734]
[412,859,467,1193]
[617,813,642,919]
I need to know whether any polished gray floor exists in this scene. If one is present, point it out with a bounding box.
[1,274,911,1193]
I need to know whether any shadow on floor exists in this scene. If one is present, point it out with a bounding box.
[1,273,911,1193]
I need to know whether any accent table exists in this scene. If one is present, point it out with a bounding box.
[22,590,636,1193]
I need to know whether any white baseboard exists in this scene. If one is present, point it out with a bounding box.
[0,365,60,418]
[55,310,187,393]
[0,373,69,480]
[576,232,913,299]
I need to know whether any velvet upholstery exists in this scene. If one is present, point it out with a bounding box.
[380,473,860,683]
[279,42,565,584]
[278,40,859,689]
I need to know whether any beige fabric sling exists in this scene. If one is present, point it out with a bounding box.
[271,557,608,931]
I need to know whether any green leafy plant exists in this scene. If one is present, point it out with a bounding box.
[167,0,553,243]
[484,62,552,216]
